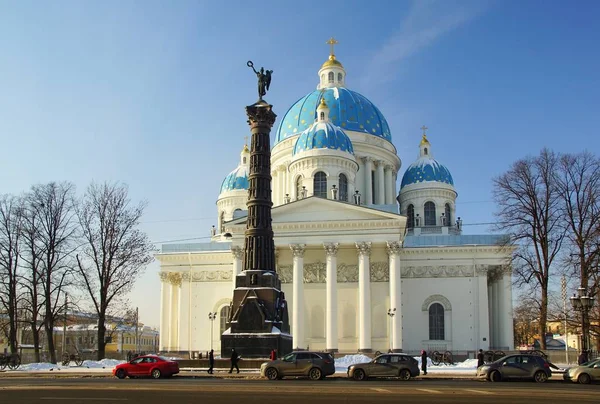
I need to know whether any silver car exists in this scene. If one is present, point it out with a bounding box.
[476,354,551,383]
[260,351,335,380]
[564,358,600,384]
[347,354,420,381]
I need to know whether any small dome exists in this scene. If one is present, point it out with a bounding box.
[321,55,343,69]
[293,122,354,156]
[220,166,249,193]
[400,157,454,188]
[275,88,391,144]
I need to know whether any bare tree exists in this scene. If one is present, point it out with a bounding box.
[493,149,565,349]
[75,182,154,360]
[0,194,24,354]
[513,293,541,348]
[556,152,600,351]
[21,183,78,363]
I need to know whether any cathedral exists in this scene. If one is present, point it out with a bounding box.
[156,41,514,355]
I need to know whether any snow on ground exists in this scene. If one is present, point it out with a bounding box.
[13,359,125,373]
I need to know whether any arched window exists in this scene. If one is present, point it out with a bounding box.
[320,112,325,120]
[296,177,303,200]
[220,211,225,233]
[424,201,436,226]
[328,72,334,83]
[339,174,348,202]
[445,203,451,227]
[407,204,415,228]
[220,305,231,334]
[313,172,327,198]
[243,157,246,164]
[424,147,428,155]
[429,303,444,340]
[337,73,342,82]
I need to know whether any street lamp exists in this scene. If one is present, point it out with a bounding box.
[208,312,217,352]
[387,308,396,352]
[570,287,595,358]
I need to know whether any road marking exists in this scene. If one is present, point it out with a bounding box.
[463,389,495,395]
[40,398,128,401]
[370,388,392,393]
[416,388,442,394]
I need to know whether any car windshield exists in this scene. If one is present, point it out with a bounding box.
[282,353,295,362]
[583,358,600,367]
[157,356,171,362]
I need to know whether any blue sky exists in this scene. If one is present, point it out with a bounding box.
[1,0,599,327]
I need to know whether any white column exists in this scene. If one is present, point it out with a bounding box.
[159,273,169,351]
[167,273,181,351]
[324,243,339,352]
[291,244,306,349]
[384,165,394,204]
[387,241,402,351]
[178,273,190,353]
[231,246,244,291]
[477,268,490,350]
[363,157,373,205]
[502,268,514,350]
[493,279,500,348]
[356,242,372,351]
[376,160,385,204]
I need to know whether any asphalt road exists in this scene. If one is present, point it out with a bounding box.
[0,377,597,403]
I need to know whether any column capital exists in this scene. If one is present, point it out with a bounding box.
[356,242,372,257]
[362,156,373,164]
[231,246,244,260]
[375,159,385,168]
[164,271,182,286]
[290,243,306,257]
[385,164,394,171]
[323,242,339,256]
[386,241,402,256]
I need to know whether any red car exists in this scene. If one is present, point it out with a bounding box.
[113,355,179,379]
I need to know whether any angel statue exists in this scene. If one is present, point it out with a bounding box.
[247,61,273,100]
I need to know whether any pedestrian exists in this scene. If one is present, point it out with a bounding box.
[578,350,588,365]
[421,350,428,375]
[269,349,276,361]
[477,349,484,368]
[208,349,214,374]
[229,348,240,373]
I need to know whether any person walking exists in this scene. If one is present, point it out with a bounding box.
[477,349,484,368]
[269,349,276,361]
[208,349,214,374]
[578,350,588,365]
[229,348,240,373]
[421,350,428,375]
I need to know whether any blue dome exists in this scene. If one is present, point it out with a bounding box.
[293,122,354,156]
[275,87,391,144]
[401,157,454,189]
[220,166,249,193]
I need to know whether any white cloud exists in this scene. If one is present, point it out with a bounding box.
[362,0,491,86]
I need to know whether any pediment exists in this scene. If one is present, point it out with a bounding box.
[228,197,403,226]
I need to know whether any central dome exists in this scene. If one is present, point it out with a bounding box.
[275,87,391,145]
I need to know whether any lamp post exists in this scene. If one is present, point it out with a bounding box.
[387,308,396,352]
[208,312,217,352]
[570,287,595,358]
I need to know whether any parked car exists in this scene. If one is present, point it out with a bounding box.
[347,353,420,381]
[260,351,335,380]
[113,355,179,379]
[476,354,551,383]
[564,358,600,384]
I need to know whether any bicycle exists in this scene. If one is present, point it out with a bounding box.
[62,351,84,367]
[431,350,453,366]
[0,353,21,370]
[484,350,506,363]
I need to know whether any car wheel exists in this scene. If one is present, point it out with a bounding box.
[353,369,366,381]
[151,369,162,379]
[265,367,279,381]
[115,369,126,379]
[578,373,591,385]
[399,369,411,381]
[534,371,548,383]
[309,367,322,381]
[489,370,501,382]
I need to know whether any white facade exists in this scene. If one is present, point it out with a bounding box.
[156,44,514,355]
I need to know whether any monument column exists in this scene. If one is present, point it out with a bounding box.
[357,242,372,352]
[376,160,385,204]
[291,244,306,349]
[231,246,243,290]
[363,157,373,205]
[324,243,339,352]
[387,241,402,351]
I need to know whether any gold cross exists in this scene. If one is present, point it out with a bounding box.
[421,125,428,135]
[326,37,339,57]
